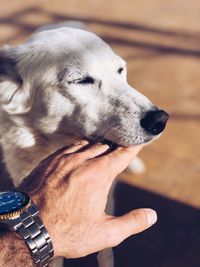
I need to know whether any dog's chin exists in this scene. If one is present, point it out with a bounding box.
[142,133,162,146]
[85,133,160,149]
[102,134,157,147]
[94,137,152,150]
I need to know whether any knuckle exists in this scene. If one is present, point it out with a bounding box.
[60,154,70,163]
[59,153,82,165]
[131,211,148,227]
[70,153,82,161]
[54,169,64,180]
[87,158,102,169]
[56,156,68,170]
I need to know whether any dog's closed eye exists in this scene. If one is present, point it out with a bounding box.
[76,76,95,85]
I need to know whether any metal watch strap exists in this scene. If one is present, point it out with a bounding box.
[9,204,54,266]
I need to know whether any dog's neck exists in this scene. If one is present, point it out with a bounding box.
[0,112,79,187]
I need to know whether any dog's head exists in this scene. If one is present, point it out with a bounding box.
[0,27,168,146]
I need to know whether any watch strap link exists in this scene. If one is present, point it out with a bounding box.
[13,204,54,266]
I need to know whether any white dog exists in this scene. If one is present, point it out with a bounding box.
[0,23,168,267]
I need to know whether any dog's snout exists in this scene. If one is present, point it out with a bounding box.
[140,110,169,135]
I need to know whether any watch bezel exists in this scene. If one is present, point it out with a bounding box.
[0,191,31,220]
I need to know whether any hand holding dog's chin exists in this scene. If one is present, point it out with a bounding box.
[20,141,157,259]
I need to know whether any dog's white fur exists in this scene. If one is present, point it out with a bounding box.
[0,23,159,267]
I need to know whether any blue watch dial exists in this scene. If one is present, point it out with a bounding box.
[0,191,30,215]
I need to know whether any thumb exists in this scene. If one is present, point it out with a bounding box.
[106,209,157,247]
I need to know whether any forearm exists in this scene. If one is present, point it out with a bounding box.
[0,229,34,267]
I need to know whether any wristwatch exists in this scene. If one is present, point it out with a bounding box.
[0,191,54,266]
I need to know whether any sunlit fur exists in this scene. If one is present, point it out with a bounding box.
[0,26,158,186]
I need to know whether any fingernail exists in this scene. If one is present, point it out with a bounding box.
[96,143,109,148]
[146,209,157,226]
[80,140,89,145]
[97,144,110,151]
[75,140,89,145]
[103,144,110,150]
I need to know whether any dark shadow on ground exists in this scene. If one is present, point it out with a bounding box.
[64,181,200,267]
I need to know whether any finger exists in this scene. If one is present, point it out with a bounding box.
[105,209,157,247]
[60,140,90,154]
[44,140,89,165]
[58,143,110,171]
[43,140,91,178]
[74,143,110,160]
[93,145,144,182]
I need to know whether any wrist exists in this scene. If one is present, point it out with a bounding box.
[30,193,60,258]
[0,229,34,267]
[0,191,55,266]
[38,209,65,258]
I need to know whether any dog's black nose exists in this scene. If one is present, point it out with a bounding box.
[140,110,169,135]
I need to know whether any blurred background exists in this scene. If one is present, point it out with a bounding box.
[0,0,199,266]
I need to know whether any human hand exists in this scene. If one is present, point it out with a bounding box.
[19,141,157,258]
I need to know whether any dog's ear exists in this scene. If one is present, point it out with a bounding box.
[0,46,21,83]
[0,46,30,114]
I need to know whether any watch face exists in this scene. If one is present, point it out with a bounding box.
[0,191,30,215]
